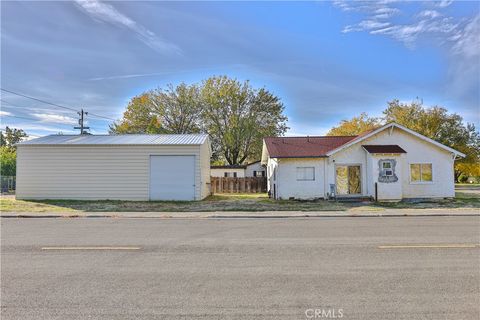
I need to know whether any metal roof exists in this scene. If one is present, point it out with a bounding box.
[17,134,209,146]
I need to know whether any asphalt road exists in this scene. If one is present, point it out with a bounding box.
[1,217,479,320]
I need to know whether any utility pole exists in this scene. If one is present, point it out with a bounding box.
[74,109,90,134]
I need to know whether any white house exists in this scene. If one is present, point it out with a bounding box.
[16,134,211,201]
[261,123,465,201]
[211,161,266,178]
[210,165,246,178]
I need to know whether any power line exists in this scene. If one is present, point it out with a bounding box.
[88,112,115,121]
[0,88,116,121]
[2,114,39,121]
[1,88,78,112]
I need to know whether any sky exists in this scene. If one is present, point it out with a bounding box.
[1,0,479,138]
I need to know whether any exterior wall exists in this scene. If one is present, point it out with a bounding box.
[327,143,369,198]
[199,141,212,199]
[266,157,278,197]
[245,162,265,177]
[16,144,209,201]
[369,154,404,200]
[210,168,246,177]
[327,127,455,199]
[276,158,326,200]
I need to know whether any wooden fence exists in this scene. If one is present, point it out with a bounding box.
[211,177,267,194]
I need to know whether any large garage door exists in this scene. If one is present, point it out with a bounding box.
[149,155,195,201]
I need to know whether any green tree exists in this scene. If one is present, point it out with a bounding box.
[110,76,289,164]
[0,127,27,176]
[0,127,28,148]
[110,83,202,134]
[326,113,381,136]
[201,76,288,164]
[0,146,16,176]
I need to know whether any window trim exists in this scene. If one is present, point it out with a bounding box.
[296,166,315,181]
[409,162,433,184]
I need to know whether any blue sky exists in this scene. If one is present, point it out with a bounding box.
[1,0,479,138]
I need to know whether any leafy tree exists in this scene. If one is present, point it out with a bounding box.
[0,127,27,176]
[201,76,288,164]
[110,76,289,164]
[0,146,16,176]
[326,113,381,136]
[110,83,202,134]
[0,127,28,148]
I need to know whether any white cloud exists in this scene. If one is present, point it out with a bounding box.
[417,10,442,19]
[74,0,181,55]
[33,113,78,125]
[436,0,453,8]
[0,110,13,116]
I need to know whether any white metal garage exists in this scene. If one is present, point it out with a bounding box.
[16,134,211,201]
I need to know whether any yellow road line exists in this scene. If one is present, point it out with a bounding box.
[41,246,141,250]
[378,244,479,249]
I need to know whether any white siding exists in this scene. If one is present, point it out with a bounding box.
[199,140,212,199]
[16,144,210,201]
[210,168,246,177]
[327,127,455,199]
[245,162,265,177]
[276,158,326,200]
[264,126,456,200]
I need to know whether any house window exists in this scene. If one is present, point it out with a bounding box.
[296,167,315,181]
[410,163,432,182]
[233,172,237,178]
[254,170,265,177]
[224,172,228,177]
[380,160,393,177]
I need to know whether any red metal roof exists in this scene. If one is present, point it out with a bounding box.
[362,145,407,154]
[264,136,357,158]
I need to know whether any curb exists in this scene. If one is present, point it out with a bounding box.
[1,213,479,219]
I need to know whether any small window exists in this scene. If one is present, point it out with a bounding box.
[296,167,315,181]
[233,172,237,178]
[224,172,228,177]
[385,170,393,176]
[382,161,392,169]
[410,163,432,182]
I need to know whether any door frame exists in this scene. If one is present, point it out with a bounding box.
[148,154,196,201]
[334,163,363,196]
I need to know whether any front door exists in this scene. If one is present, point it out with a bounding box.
[336,165,361,195]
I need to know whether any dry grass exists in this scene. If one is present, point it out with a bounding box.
[1,191,478,213]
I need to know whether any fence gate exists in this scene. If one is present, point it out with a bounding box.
[1,176,16,193]
[211,177,267,194]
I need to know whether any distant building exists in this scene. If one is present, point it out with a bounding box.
[211,161,266,178]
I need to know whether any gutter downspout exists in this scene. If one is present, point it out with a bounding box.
[324,158,327,199]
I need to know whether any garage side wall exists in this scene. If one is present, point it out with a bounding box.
[199,141,211,199]
[16,145,203,200]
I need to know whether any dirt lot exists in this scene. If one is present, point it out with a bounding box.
[1,191,479,213]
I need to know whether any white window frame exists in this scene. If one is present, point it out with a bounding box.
[409,162,433,184]
[296,167,315,181]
